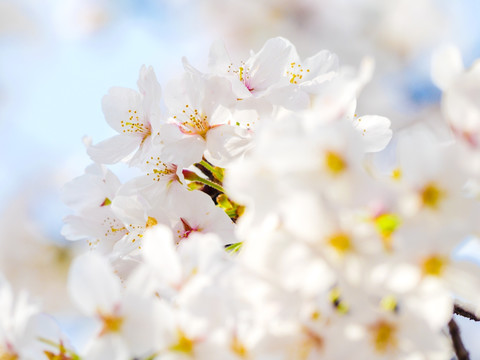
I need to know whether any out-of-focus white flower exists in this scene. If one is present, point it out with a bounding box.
[52,0,112,40]
[68,252,161,359]
[432,45,480,149]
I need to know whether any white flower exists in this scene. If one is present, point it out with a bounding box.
[160,70,251,167]
[62,164,127,251]
[87,65,163,166]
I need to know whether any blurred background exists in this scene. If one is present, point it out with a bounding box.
[1,0,480,353]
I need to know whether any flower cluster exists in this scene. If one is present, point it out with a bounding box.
[4,37,480,359]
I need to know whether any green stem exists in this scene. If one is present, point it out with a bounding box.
[183,170,225,193]
[199,160,224,182]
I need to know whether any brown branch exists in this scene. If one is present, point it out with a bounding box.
[454,304,480,322]
[448,317,470,360]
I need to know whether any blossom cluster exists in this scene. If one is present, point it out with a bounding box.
[3,37,480,359]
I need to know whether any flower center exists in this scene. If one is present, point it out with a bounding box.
[146,157,179,183]
[121,109,151,138]
[170,329,195,355]
[227,62,254,91]
[369,320,397,354]
[422,255,448,277]
[178,218,200,241]
[174,105,210,139]
[325,151,347,175]
[231,336,248,358]
[327,232,352,254]
[420,182,446,209]
[98,312,124,336]
[0,345,18,360]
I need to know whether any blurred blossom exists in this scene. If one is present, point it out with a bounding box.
[52,0,114,40]
[1,0,480,355]
[0,1,37,38]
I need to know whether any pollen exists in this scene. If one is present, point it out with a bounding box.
[369,320,397,354]
[420,182,446,209]
[286,62,310,84]
[325,151,347,175]
[146,216,158,228]
[121,109,151,138]
[146,157,178,183]
[422,255,448,277]
[327,232,352,254]
[391,168,402,180]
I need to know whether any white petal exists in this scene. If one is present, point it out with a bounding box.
[102,87,145,133]
[208,40,231,75]
[142,225,183,286]
[248,37,293,91]
[431,45,464,90]
[68,253,122,316]
[204,125,253,167]
[87,134,140,164]
[352,115,392,152]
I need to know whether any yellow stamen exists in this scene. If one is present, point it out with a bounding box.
[170,329,195,355]
[420,182,446,209]
[231,336,248,358]
[391,168,402,180]
[146,216,158,228]
[99,313,123,335]
[422,255,448,277]
[369,320,397,354]
[325,151,347,175]
[327,233,352,254]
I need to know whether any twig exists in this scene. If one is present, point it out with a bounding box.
[454,304,480,322]
[448,317,470,360]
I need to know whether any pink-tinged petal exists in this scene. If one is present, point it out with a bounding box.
[352,115,392,152]
[68,253,122,316]
[87,134,141,164]
[170,189,235,245]
[204,125,253,167]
